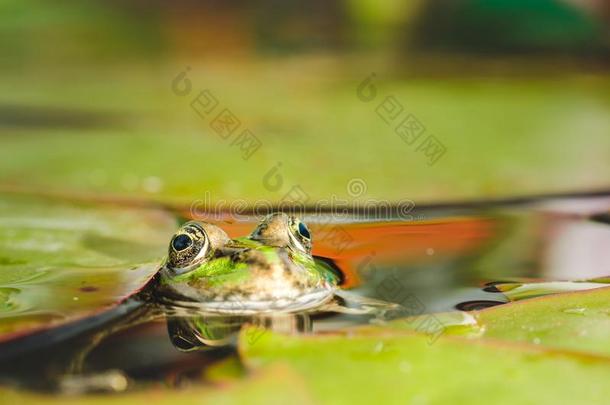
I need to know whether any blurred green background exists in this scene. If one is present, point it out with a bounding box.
[0,0,609,205]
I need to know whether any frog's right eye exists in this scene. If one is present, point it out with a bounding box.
[167,222,211,271]
[172,234,192,251]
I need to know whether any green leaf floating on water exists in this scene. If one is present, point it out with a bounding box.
[372,285,610,358]
[474,285,610,357]
[240,329,610,404]
[238,287,610,405]
[0,194,176,340]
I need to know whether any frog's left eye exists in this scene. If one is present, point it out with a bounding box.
[167,222,211,271]
[297,222,310,240]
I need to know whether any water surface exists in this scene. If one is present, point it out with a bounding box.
[0,192,609,392]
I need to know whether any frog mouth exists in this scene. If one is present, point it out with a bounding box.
[158,287,336,315]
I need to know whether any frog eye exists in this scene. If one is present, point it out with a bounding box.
[171,234,193,251]
[167,222,211,271]
[287,217,312,254]
[297,222,310,240]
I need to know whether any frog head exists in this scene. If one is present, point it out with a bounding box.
[157,213,337,314]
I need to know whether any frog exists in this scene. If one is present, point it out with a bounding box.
[154,212,339,314]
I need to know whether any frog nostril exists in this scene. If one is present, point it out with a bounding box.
[172,234,192,251]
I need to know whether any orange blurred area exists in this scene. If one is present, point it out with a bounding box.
[313,217,497,287]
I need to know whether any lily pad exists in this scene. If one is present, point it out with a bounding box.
[0,194,176,341]
[370,283,610,358]
[237,286,610,404]
[474,285,610,357]
[240,327,610,404]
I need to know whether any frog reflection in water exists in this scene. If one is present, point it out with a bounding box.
[156,213,339,314]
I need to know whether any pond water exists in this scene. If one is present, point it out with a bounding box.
[0,192,609,392]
